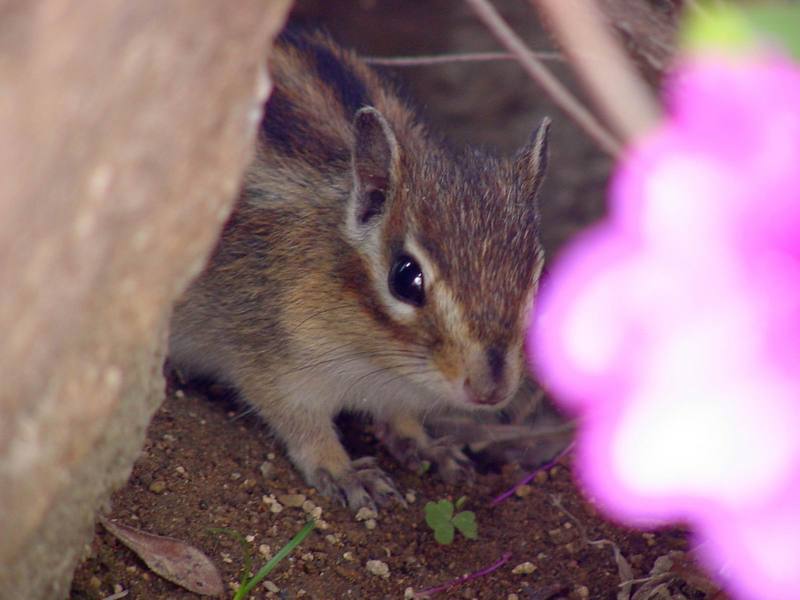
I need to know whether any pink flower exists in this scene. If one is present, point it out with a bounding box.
[531,53,800,600]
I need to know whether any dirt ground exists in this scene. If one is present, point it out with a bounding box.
[71,2,728,599]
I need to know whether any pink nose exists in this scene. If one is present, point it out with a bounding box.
[464,379,502,406]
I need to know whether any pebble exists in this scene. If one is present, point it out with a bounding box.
[355,507,378,521]
[278,493,307,508]
[175,465,187,477]
[324,534,340,545]
[404,587,416,599]
[245,535,255,543]
[512,561,537,575]
[270,502,284,514]
[89,576,101,589]
[175,389,185,398]
[263,580,280,593]
[405,491,417,504]
[366,559,390,578]
[301,499,316,513]
[314,518,330,530]
[259,461,273,479]
[148,480,166,494]
[258,544,272,558]
[514,484,533,498]
[534,470,548,484]
[267,452,276,460]
[364,518,377,530]
[574,585,590,599]
[343,551,355,562]
[508,594,520,600]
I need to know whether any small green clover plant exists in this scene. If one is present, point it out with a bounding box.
[424,496,478,545]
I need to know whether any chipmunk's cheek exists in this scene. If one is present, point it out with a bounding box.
[431,348,461,383]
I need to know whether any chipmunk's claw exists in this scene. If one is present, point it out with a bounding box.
[313,457,404,513]
[381,430,475,484]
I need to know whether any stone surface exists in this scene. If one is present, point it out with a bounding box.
[0,1,291,597]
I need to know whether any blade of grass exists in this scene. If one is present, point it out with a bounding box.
[208,527,252,588]
[233,520,315,600]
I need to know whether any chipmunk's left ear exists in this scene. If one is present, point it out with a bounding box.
[348,107,399,236]
[515,117,551,201]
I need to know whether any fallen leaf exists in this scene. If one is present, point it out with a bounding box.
[100,516,223,596]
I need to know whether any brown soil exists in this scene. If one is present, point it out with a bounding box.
[71,2,727,599]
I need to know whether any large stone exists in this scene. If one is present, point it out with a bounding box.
[0,1,291,597]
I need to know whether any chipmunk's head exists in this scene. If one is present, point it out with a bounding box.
[341,107,550,411]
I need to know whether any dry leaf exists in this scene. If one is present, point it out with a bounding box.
[100,516,223,596]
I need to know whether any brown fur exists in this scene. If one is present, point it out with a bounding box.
[169,29,549,511]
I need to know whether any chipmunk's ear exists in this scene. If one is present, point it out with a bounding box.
[515,117,551,202]
[348,107,398,234]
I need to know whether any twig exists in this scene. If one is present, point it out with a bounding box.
[490,441,574,507]
[551,495,636,600]
[464,0,622,157]
[414,551,513,598]
[531,0,661,144]
[364,51,562,66]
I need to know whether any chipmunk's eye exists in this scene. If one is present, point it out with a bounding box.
[389,254,425,306]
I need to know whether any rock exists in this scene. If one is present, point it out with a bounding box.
[512,562,537,575]
[366,559,390,578]
[515,484,533,498]
[355,507,378,522]
[148,481,167,494]
[278,494,306,508]
[0,1,292,597]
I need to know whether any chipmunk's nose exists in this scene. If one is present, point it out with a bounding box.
[463,378,503,406]
[463,345,507,406]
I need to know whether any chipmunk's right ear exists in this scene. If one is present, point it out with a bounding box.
[348,107,399,236]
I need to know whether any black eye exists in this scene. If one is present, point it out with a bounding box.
[389,254,425,306]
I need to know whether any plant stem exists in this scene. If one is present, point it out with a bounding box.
[464,0,622,157]
[233,520,315,600]
[415,551,512,597]
[531,0,661,144]
[363,51,561,66]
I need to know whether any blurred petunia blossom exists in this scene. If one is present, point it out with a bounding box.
[530,52,800,600]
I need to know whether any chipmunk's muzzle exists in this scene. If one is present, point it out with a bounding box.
[459,344,518,407]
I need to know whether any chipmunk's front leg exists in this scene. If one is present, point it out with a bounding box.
[245,377,403,512]
[376,411,474,484]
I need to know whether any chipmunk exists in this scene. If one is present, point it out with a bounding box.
[169,28,550,512]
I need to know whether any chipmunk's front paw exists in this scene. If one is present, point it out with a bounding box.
[313,457,404,513]
[381,430,475,484]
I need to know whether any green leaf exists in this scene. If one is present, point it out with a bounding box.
[455,496,467,511]
[747,5,800,61]
[433,521,455,545]
[682,3,755,55]
[452,511,478,540]
[682,2,800,60]
[424,500,454,529]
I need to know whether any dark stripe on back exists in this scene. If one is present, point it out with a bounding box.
[261,90,348,165]
[278,28,371,118]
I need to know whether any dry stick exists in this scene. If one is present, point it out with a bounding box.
[364,50,562,67]
[414,551,513,598]
[532,0,661,145]
[464,0,622,157]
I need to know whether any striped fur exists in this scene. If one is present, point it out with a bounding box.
[169,29,549,510]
